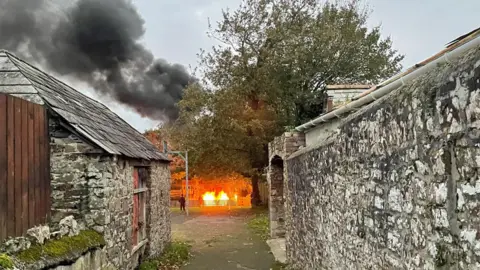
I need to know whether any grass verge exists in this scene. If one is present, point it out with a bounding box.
[139,241,191,270]
[247,211,269,240]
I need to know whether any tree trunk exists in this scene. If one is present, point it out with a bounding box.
[251,172,262,206]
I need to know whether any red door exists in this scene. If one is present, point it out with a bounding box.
[132,168,139,246]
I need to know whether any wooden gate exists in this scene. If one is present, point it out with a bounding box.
[0,94,50,242]
[258,182,269,206]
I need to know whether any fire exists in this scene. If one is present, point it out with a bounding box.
[202,192,216,201]
[219,191,229,200]
[202,190,229,206]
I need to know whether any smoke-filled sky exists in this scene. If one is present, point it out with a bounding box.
[0,0,479,131]
[0,0,194,122]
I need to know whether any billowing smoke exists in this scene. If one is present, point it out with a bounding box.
[0,0,194,121]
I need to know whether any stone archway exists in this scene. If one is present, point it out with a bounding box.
[269,155,285,238]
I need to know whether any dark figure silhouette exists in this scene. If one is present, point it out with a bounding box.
[179,195,186,212]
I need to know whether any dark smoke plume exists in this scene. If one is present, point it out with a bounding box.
[0,0,194,121]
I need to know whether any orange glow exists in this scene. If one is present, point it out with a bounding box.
[219,191,229,200]
[202,192,216,201]
[202,190,230,206]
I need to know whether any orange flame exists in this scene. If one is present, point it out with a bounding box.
[202,191,229,201]
[202,190,230,206]
[202,192,216,201]
[219,191,229,200]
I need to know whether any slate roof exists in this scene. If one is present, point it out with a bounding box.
[0,50,168,161]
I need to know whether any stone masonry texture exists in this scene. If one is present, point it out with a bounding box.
[287,45,480,269]
[49,116,171,269]
[267,133,305,239]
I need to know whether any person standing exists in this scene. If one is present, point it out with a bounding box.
[179,194,186,212]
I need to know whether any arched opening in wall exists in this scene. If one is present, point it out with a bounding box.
[270,155,285,238]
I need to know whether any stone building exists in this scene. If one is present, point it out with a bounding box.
[325,84,373,108]
[268,28,480,269]
[0,51,171,269]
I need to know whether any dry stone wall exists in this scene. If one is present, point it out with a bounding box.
[287,46,480,269]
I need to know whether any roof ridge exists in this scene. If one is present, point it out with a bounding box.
[3,51,41,98]
[3,51,148,134]
[0,50,168,161]
[3,51,110,110]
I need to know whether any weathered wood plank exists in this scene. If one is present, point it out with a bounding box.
[0,95,49,240]
[44,109,51,220]
[34,105,41,225]
[6,95,15,238]
[38,106,46,223]
[14,97,23,236]
[21,99,29,232]
[27,102,35,228]
[0,94,7,241]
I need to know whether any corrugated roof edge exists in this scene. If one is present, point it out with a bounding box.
[296,27,480,132]
[1,50,169,162]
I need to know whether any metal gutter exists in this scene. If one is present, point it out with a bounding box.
[296,30,480,132]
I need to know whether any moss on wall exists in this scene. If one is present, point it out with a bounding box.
[15,230,105,266]
[0,253,14,269]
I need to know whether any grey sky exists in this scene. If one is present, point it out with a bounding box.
[81,0,480,132]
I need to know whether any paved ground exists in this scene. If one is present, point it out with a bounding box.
[171,207,276,270]
[266,238,286,264]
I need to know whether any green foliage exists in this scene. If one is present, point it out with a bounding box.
[0,253,14,269]
[247,212,270,240]
[138,260,159,270]
[139,241,191,270]
[199,0,403,125]
[163,0,403,192]
[16,230,105,264]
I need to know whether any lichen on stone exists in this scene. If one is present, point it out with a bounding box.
[15,230,105,265]
[0,253,14,269]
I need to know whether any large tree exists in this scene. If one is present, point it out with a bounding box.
[165,0,404,205]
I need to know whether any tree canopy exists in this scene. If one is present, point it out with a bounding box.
[159,0,404,203]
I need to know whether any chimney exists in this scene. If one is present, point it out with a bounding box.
[326,96,334,113]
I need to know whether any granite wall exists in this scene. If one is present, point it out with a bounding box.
[287,46,480,269]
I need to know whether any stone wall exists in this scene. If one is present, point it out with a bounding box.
[147,164,171,257]
[50,116,103,227]
[87,155,132,269]
[286,46,480,269]
[267,132,305,239]
[49,117,171,269]
[50,249,110,270]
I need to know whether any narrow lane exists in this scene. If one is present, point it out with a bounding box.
[171,207,275,270]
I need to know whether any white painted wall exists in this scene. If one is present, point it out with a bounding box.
[304,118,342,147]
[327,89,367,105]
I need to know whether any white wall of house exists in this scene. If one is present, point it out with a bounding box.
[327,88,368,105]
[304,118,342,147]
